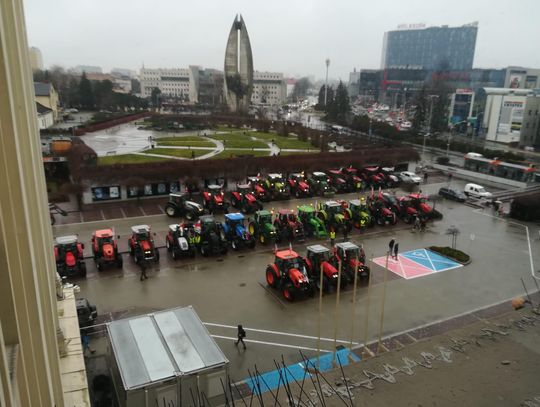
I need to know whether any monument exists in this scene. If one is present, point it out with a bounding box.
[224,14,253,113]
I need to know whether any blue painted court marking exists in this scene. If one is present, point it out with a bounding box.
[401,249,462,272]
[245,348,360,394]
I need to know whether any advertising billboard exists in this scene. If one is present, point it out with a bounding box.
[509,73,524,89]
[91,185,121,201]
[497,99,524,136]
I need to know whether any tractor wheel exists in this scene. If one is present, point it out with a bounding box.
[354,220,361,229]
[259,234,266,244]
[154,248,160,262]
[186,211,194,221]
[376,217,384,226]
[166,238,172,252]
[295,190,300,198]
[80,262,87,277]
[165,204,177,217]
[200,245,208,257]
[282,284,295,302]
[266,266,279,287]
[403,214,411,224]
[248,222,256,236]
[117,255,123,268]
[96,260,103,272]
[231,240,239,251]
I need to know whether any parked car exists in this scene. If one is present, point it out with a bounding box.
[464,183,493,199]
[438,187,466,202]
[399,171,422,184]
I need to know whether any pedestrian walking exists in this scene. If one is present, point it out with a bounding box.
[81,333,95,356]
[420,217,426,232]
[139,260,148,281]
[413,215,421,231]
[423,172,429,184]
[330,228,336,247]
[235,324,247,349]
[388,238,395,255]
[393,243,399,260]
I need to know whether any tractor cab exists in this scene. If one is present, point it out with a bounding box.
[277,209,297,224]
[334,242,369,281]
[91,228,123,271]
[266,173,290,199]
[129,224,159,263]
[247,176,269,201]
[328,169,349,192]
[224,212,245,231]
[305,244,332,268]
[335,241,364,264]
[408,193,433,214]
[319,200,341,216]
[197,215,218,234]
[255,210,273,225]
[131,225,151,240]
[265,249,312,301]
[55,235,81,256]
[202,184,227,212]
[54,235,86,278]
[298,205,328,238]
[165,193,204,219]
[304,244,340,290]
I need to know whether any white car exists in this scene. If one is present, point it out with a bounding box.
[399,171,422,184]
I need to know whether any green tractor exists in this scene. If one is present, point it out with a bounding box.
[248,210,278,244]
[307,172,335,197]
[317,201,353,233]
[348,198,375,230]
[297,205,327,238]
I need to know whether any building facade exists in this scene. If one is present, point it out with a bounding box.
[34,82,59,121]
[519,93,540,148]
[224,14,254,113]
[28,46,43,71]
[348,68,361,100]
[504,66,540,90]
[140,68,191,100]
[381,22,478,71]
[188,66,224,105]
[251,71,286,105]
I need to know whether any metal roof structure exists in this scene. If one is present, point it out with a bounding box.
[55,235,78,245]
[168,224,180,232]
[313,171,327,177]
[34,82,52,96]
[131,224,150,234]
[306,244,329,253]
[225,212,244,221]
[324,201,340,207]
[349,199,361,206]
[108,306,228,391]
[336,241,359,251]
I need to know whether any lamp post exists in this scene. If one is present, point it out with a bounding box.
[324,58,330,110]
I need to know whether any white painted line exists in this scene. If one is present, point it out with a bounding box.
[100,209,105,220]
[204,322,359,345]
[211,334,332,353]
[158,204,165,214]
[119,207,127,218]
[139,206,147,216]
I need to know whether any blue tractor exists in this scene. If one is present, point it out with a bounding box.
[221,213,256,250]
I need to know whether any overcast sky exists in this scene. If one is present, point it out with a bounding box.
[23,0,540,80]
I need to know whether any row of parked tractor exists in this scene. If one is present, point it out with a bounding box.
[163,166,411,218]
[53,190,439,280]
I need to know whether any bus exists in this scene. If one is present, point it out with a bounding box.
[463,155,538,183]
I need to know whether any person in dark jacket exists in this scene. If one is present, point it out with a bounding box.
[393,243,399,260]
[235,324,246,349]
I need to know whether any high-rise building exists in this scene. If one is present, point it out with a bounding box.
[140,67,191,99]
[224,14,254,113]
[251,71,286,105]
[28,46,43,71]
[381,22,478,71]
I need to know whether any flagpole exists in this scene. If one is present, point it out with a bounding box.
[349,255,359,350]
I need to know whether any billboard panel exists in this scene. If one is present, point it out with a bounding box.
[498,99,524,136]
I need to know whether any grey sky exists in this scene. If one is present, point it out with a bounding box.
[24,0,540,80]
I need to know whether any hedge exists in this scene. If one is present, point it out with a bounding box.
[429,246,470,263]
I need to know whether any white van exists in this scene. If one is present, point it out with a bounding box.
[464,183,493,199]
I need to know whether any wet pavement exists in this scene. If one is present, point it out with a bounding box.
[53,178,540,382]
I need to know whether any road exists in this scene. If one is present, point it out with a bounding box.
[54,178,540,381]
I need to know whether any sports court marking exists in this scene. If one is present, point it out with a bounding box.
[373,249,462,280]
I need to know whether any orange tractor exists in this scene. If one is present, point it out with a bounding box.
[91,229,123,271]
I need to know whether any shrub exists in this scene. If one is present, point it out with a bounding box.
[429,246,470,263]
[436,156,450,165]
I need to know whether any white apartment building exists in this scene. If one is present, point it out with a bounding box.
[252,71,286,106]
[140,68,191,99]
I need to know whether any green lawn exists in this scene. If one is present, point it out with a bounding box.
[246,131,313,150]
[212,149,271,159]
[157,140,215,147]
[209,132,268,149]
[156,136,211,142]
[149,148,210,158]
[98,154,173,165]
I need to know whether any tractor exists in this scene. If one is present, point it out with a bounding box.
[273,209,306,242]
[164,193,205,220]
[368,199,397,226]
[202,184,229,214]
[54,235,86,278]
[248,210,278,244]
[166,224,198,259]
[221,213,256,250]
[361,166,386,188]
[264,173,291,200]
[230,184,263,214]
[331,242,370,284]
[340,167,364,191]
[287,172,312,198]
[303,245,342,292]
[91,228,123,271]
[195,215,228,256]
[379,167,401,187]
[397,196,421,224]
[265,248,314,301]
[307,171,335,197]
[328,169,350,193]
[247,175,270,202]
[316,201,353,233]
[408,193,440,219]
[348,198,375,229]
[128,225,160,263]
[297,205,327,238]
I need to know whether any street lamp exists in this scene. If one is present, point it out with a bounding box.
[324,58,330,109]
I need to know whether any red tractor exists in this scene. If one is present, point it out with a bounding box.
[230,184,263,214]
[331,242,370,284]
[397,196,421,223]
[54,235,86,278]
[265,248,314,301]
[408,193,437,218]
[273,209,306,242]
[247,175,270,202]
[304,245,342,292]
[340,167,363,191]
[368,197,397,226]
[362,166,385,188]
[91,229,123,271]
[202,184,229,214]
[128,225,160,264]
[287,172,312,198]
[328,169,350,193]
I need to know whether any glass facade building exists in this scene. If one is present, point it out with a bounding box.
[381,23,478,71]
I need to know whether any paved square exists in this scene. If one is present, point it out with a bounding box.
[373,249,463,280]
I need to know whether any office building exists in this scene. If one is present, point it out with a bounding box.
[381,22,478,71]
[73,65,103,74]
[504,67,540,89]
[252,71,286,105]
[140,67,191,99]
[348,68,361,100]
[28,46,43,71]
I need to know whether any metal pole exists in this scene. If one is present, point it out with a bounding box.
[317,262,324,368]
[333,259,342,362]
[362,254,374,356]
[324,58,330,109]
[376,252,390,354]
[446,133,451,158]
[422,134,427,163]
[349,256,359,350]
